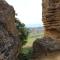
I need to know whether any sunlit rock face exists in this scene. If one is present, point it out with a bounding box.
[0,0,19,60]
[42,0,60,41]
[32,0,60,60]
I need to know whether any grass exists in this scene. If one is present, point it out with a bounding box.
[22,31,44,52]
[23,31,44,47]
[21,31,44,60]
[22,47,32,54]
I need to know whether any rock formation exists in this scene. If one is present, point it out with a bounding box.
[42,0,60,41]
[32,0,60,60]
[0,0,19,60]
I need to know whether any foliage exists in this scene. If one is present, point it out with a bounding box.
[15,18,29,46]
[18,47,33,60]
[15,18,44,60]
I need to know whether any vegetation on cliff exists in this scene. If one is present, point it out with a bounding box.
[15,18,29,46]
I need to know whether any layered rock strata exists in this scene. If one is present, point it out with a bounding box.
[32,0,60,60]
[42,0,60,41]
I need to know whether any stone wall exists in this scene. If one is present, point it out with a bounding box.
[0,0,19,60]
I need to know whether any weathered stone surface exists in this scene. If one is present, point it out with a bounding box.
[32,37,60,59]
[0,0,19,60]
[42,0,60,41]
[32,0,60,60]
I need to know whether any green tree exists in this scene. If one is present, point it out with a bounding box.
[15,18,29,46]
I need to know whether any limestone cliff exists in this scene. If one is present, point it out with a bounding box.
[0,0,19,60]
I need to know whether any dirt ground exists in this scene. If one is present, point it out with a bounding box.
[33,51,60,60]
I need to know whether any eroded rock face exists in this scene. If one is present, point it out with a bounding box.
[32,0,60,60]
[0,0,19,60]
[32,37,60,60]
[42,0,60,41]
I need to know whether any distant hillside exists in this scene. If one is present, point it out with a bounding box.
[28,27,44,33]
[25,24,43,28]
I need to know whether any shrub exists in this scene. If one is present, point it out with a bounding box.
[15,18,29,46]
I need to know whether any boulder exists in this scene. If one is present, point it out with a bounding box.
[32,37,60,59]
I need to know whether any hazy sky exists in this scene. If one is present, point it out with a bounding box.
[6,0,43,27]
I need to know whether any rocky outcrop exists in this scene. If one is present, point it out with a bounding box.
[42,0,60,41]
[32,37,60,60]
[0,0,19,60]
[32,0,60,60]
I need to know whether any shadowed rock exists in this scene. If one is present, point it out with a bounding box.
[0,0,20,60]
[32,37,60,59]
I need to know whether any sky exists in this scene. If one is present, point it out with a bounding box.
[6,0,43,27]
